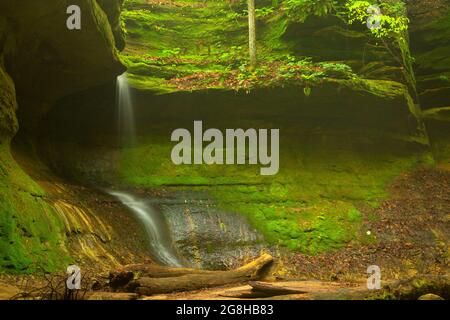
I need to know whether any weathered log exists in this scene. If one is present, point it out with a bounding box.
[248,281,307,295]
[133,254,273,295]
[108,266,218,291]
[116,264,219,278]
[219,289,274,299]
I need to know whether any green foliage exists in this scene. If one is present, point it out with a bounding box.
[345,0,409,38]
[255,6,275,18]
[161,47,182,58]
[318,62,354,78]
[285,0,336,21]
[439,75,449,82]
[218,45,243,64]
[303,86,312,96]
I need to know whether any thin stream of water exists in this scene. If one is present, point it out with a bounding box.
[114,74,182,267]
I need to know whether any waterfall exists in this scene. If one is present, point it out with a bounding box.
[116,73,136,146]
[109,191,183,267]
[114,74,183,267]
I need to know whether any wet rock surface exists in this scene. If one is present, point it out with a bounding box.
[143,190,266,270]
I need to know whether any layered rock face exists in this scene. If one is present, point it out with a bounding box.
[97,0,126,51]
[36,78,432,267]
[408,0,450,109]
[30,0,443,269]
[408,1,450,167]
[0,0,448,274]
[0,1,144,273]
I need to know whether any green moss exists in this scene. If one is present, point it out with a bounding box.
[214,200,363,254]
[119,1,348,92]
[0,144,70,273]
[117,122,430,254]
[414,12,450,73]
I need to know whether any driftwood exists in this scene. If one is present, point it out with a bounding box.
[128,254,273,295]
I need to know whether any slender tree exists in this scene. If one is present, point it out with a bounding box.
[247,0,257,67]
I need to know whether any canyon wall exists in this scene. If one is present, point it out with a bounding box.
[0,0,449,273]
[0,0,146,273]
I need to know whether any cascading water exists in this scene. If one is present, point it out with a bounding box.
[114,74,182,267]
[109,191,183,267]
[116,73,136,146]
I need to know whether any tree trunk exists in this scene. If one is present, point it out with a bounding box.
[131,253,273,295]
[249,281,307,295]
[248,0,257,67]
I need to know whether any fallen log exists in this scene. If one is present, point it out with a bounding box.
[132,254,273,295]
[248,281,307,295]
[115,264,219,278]
[108,266,220,291]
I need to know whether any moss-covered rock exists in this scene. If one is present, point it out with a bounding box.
[97,0,126,51]
[409,1,450,110]
[0,66,18,143]
[408,1,450,165]
[0,1,131,273]
[0,146,70,273]
[36,76,433,255]
[0,65,69,273]
[423,107,450,167]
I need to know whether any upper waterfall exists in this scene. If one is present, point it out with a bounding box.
[116,73,136,147]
